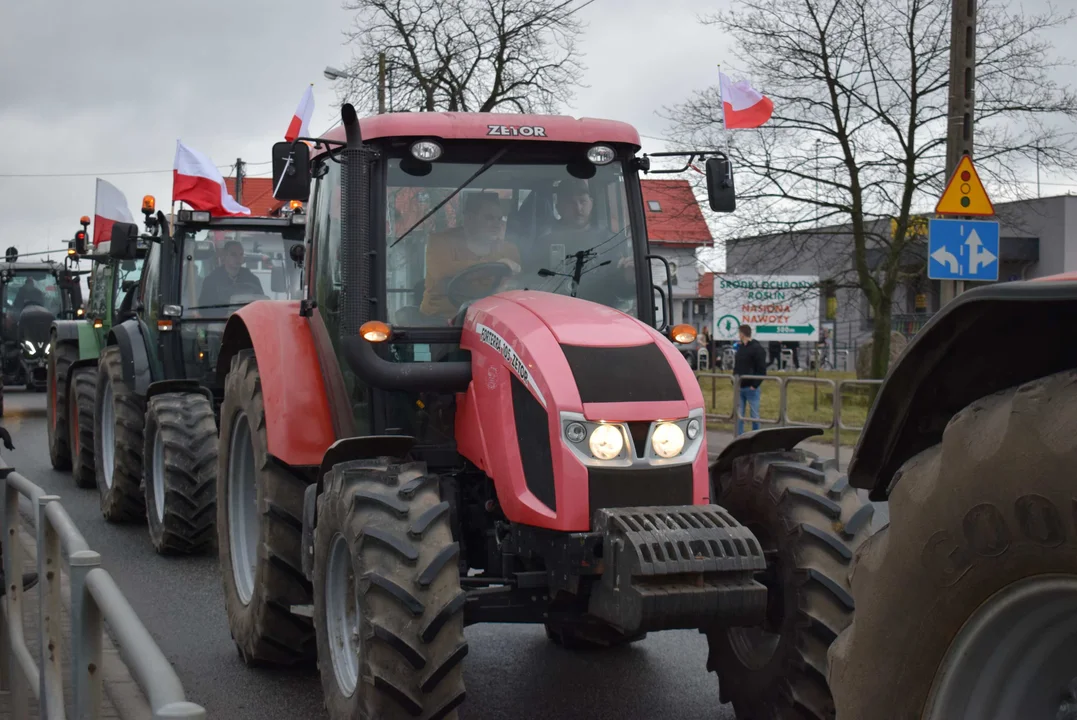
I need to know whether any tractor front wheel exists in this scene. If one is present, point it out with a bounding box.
[143,392,217,555]
[706,450,874,719]
[829,370,1077,720]
[314,459,467,720]
[217,349,314,667]
[46,336,76,470]
[94,346,145,522]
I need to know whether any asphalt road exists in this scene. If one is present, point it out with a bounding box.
[2,390,736,720]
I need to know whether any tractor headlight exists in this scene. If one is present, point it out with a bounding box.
[652,422,685,458]
[589,423,624,460]
[44,342,50,356]
[23,340,35,356]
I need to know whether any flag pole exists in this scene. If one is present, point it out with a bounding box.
[717,63,732,158]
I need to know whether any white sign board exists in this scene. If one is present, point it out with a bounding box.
[712,275,820,342]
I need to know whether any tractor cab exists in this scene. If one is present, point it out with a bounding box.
[0,259,81,389]
[270,112,735,450]
[107,210,306,398]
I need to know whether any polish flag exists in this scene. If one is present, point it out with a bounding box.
[285,84,315,142]
[93,178,135,246]
[172,141,251,217]
[720,71,774,129]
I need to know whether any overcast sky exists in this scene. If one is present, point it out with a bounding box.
[2,0,1074,266]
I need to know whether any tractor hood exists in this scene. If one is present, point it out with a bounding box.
[455,291,710,531]
[460,291,703,420]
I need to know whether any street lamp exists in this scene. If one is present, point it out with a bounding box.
[323,66,350,81]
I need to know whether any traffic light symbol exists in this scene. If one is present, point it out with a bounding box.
[935,155,994,216]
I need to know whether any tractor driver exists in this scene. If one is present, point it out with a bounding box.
[197,239,264,310]
[419,191,521,319]
[535,178,635,306]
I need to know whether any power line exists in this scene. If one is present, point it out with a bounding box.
[0,159,272,179]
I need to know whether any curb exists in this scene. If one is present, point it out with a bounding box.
[18,528,152,719]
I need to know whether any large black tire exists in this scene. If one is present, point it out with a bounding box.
[143,392,218,555]
[829,370,1077,720]
[70,367,97,489]
[217,350,315,666]
[706,450,874,719]
[314,459,467,720]
[47,336,76,470]
[94,345,145,522]
[543,618,646,650]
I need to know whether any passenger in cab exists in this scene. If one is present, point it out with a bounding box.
[420,191,521,319]
[197,239,263,309]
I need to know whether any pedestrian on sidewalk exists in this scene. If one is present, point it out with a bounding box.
[0,426,39,596]
[734,324,767,434]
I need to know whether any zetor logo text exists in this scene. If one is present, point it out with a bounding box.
[487,124,547,137]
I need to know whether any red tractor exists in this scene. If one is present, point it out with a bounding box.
[213,104,874,719]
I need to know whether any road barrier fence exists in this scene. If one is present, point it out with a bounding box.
[698,373,884,462]
[0,458,205,719]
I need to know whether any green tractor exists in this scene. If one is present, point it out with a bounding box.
[47,214,151,485]
[93,207,305,554]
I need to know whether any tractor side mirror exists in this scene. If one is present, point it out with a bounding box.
[705,157,736,213]
[109,222,139,259]
[271,141,311,202]
[270,265,286,293]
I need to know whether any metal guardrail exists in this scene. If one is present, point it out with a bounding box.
[698,373,884,463]
[0,461,205,719]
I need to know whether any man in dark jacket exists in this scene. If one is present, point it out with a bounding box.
[197,240,264,310]
[733,324,768,434]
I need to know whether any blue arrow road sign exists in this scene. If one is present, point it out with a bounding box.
[927,218,1000,281]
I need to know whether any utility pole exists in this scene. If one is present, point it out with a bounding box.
[377,52,387,114]
[941,0,977,305]
[235,158,245,204]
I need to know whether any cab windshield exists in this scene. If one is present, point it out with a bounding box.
[115,258,143,310]
[383,156,637,326]
[3,271,63,315]
[179,228,304,320]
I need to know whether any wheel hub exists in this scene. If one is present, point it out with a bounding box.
[924,575,1077,720]
[152,430,166,522]
[228,412,259,606]
[100,379,115,489]
[326,533,360,697]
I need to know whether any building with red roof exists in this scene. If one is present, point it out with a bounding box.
[640,178,714,332]
[223,177,287,217]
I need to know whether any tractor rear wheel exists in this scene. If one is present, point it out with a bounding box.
[314,459,467,720]
[143,392,218,555]
[706,450,874,719]
[217,349,314,667]
[829,370,1077,720]
[47,336,76,470]
[70,367,97,489]
[93,345,145,522]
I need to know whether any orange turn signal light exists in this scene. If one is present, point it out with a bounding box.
[79,215,90,226]
[157,319,174,332]
[92,319,103,329]
[360,320,391,343]
[670,323,697,345]
[289,200,303,210]
[142,195,156,213]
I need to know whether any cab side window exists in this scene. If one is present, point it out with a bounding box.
[140,243,161,324]
[87,262,110,321]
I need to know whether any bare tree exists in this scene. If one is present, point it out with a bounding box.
[667,0,1077,378]
[335,0,590,114]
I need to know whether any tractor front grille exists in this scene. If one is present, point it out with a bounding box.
[588,464,694,517]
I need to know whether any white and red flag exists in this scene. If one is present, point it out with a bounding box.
[719,71,774,129]
[93,178,135,246]
[172,141,251,217]
[285,84,315,142]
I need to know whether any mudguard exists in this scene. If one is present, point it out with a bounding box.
[51,320,81,344]
[107,320,152,397]
[146,379,213,404]
[216,301,335,467]
[849,278,1077,501]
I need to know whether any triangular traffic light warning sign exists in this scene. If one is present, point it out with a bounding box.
[936,155,994,216]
